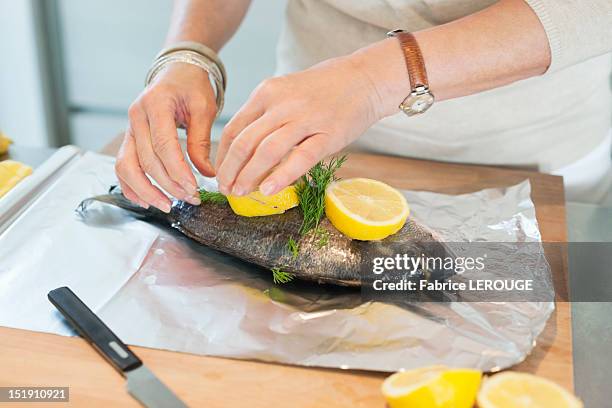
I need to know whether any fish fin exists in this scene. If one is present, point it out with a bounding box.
[108,184,121,194]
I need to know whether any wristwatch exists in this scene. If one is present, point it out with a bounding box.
[387,29,435,116]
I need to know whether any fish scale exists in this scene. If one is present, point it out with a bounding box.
[79,188,450,287]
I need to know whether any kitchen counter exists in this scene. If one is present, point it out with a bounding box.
[0,142,578,407]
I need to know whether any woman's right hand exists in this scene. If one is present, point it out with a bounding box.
[115,63,217,212]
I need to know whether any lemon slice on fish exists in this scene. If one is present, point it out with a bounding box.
[382,365,482,408]
[227,185,298,217]
[477,372,583,408]
[0,160,33,198]
[324,178,409,240]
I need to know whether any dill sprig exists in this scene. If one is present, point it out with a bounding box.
[199,188,228,204]
[287,237,299,260]
[315,228,329,248]
[271,267,294,284]
[295,155,347,236]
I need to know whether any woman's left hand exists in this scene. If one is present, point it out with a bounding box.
[214,52,393,197]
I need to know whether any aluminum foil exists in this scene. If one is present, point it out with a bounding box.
[0,153,158,335]
[0,152,554,372]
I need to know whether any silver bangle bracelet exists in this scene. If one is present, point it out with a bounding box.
[155,41,227,88]
[145,50,225,118]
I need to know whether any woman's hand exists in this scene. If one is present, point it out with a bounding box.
[215,52,394,197]
[115,63,217,212]
[215,0,555,198]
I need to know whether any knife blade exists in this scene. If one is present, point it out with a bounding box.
[48,286,188,408]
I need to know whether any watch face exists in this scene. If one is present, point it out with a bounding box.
[400,92,434,116]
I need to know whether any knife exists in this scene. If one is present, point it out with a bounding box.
[48,286,188,408]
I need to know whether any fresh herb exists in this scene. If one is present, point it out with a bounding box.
[315,227,329,248]
[295,155,347,236]
[199,188,228,204]
[287,237,300,260]
[271,267,294,284]
[290,155,347,255]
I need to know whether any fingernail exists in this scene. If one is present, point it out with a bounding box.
[157,201,171,213]
[184,195,201,206]
[218,184,229,195]
[181,181,197,196]
[260,181,276,196]
[232,185,245,196]
[138,201,150,209]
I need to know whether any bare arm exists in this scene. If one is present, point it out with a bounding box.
[115,0,251,212]
[165,0,251,51]
[364,0,551,111]
[215,0,552,196]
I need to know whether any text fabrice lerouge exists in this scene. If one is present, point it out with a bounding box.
[372,278,534,292]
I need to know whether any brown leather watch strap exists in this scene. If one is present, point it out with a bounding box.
[392,31,429,90]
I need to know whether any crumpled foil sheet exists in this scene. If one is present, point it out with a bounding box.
[0,152,554,372]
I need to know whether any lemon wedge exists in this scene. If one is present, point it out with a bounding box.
[0,160,33,198]
[324,178,409,240]
[227,185,298,217]
[477,372,583,408]
[382,365,482,408]
[0,132,12,155]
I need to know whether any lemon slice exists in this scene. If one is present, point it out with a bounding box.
[0,160,33,198]
[477,372,583,408]
[227,185,298,217]
[382,365,482,408]
[324,178,409,240]
[0,132,12,155]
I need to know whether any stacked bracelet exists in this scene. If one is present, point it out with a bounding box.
[145,41,227,118]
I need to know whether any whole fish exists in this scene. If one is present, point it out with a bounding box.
[78,187,452,287]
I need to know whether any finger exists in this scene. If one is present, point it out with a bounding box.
[118,176,149,209]
[147,106,198,196]
[135,140,201,206]
[129,107,200,205]
[232,124,308,195]
[216,113,282,195]
[115,133,172,213]
[186,98,215,177]
[215,102,264,175]
[259,133,329,196]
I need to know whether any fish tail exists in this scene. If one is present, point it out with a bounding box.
[77,185,169,222]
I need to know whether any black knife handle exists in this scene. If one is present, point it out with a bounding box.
[48,286,142,374]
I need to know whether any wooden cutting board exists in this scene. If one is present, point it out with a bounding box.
[0,139,572,407]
